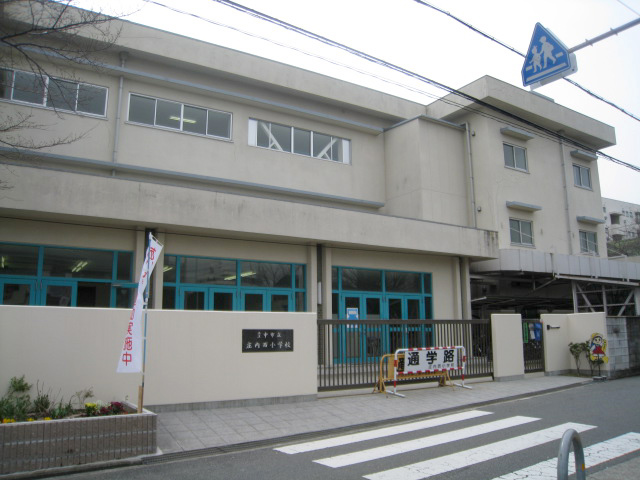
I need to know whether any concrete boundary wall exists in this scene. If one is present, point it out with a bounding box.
[491,314,525,381]
[0,306,317,407]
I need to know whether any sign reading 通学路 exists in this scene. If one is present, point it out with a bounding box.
[242,329,293,352]
[401,348,458,374]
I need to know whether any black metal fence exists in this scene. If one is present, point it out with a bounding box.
[522,319,545,373]
[317,319,493,391]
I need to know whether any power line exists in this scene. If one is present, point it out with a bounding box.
[206,0,639,172]
[412,0,640,123]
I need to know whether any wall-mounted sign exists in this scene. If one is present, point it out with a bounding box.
[242,329,293,352]
[589,332,608,363]
[346,308,359,320]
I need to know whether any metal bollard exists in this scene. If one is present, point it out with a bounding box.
[557,428,586,480]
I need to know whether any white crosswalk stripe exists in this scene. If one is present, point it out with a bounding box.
[363,422,596,480]
[314,415,539,468]
[274,409,493,454]
[276,413,639,480]
[491,432,640,480]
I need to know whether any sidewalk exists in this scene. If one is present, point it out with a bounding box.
[155,375,590,456]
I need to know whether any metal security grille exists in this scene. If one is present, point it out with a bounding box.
[317,319,493,391]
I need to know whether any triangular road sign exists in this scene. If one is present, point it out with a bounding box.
[522,23,577,87]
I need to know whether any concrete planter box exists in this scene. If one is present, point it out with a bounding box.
[0,403,156,475]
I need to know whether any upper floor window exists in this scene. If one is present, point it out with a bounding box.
[128,94,232,140]
[509,218,534,246]
[579,230,598,255]
[503,143,528,172]
[249,119,351,164]
[573,164,592,189]
[0,68,107,116]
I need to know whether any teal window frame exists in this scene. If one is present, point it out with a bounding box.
[163,254,306,312]
[0,242,134,307]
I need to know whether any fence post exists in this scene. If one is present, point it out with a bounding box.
[557,428,586,480]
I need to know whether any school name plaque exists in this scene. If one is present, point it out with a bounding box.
[242,329,294,352]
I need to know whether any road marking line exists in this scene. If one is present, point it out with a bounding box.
[363,422,596,480]
[274,410,492,454]
[492,432,640,480]
[315,416,539,468]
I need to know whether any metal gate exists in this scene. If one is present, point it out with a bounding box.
[522,319,544,373]
[318,319,493,391]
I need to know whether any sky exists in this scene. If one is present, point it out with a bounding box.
[76,0,640,203]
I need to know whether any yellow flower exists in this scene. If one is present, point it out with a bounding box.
[2,418,15,423]
[28,418,35,422]
[44,417,52,421]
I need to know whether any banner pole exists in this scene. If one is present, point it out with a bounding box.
[138,232,152,413]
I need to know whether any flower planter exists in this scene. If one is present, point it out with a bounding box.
[0,403,156,475]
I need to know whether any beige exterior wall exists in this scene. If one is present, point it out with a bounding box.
[490,314,525,380]
[542,312,608,375]
[0,306,316,407]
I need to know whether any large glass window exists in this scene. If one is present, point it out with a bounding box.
[163,254,306,311]
[503,143,528,172]
[128,94,232,140]
[580,230,598,255]
[0,243,134,307]
[573,164,592,189]
[249,119,351,164]
[0,68,107,116]
[510,218,534,246]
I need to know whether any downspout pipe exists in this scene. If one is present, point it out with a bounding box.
[112,51,129,175]
[464,122,478,228]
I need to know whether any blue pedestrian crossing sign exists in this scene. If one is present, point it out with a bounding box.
[522,23,577,87]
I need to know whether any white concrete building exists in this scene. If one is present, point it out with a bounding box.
[0,3,638,406]
[602,197,640,242]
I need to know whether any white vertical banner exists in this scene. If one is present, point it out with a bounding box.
[117,235,163,373]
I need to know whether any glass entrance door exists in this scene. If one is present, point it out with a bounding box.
[41,280,76,307]
[387,295,428,351]
[335,294,382,363]
[0,279,35,305]
[180,287,209,310]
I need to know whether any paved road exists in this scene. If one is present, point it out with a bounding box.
[47,377,640,480]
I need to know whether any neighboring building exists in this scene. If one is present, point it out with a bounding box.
[602,197,640,242]
[1,3,638,322]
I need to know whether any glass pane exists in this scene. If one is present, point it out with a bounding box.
[293,128,311,155]
[0,69,11,99]
[245,293,263,311]
[313,132,332,159]
[385,271,421,293]
[13,71,45,104]
[241,262,291,288]
[573,165,581,186]
[213,292,233,311]
[510,219,522,244]
[207,110,231,138]
[332,267,338,289]
[332,293,338,319]
[116,252,132,281]
[180,257,236,285]
[388,298,402,320]
[129,95,155,125]
[521,221,533,244]
[163,255,177,283]
[155,99,181,129]
[257,120,270,147]
[345,296,360,318]
[581,168,591,188]
[424,274,432,294]
[0,244,39,275]
[46,78,77,111]
[503,144,514,168]
[184,290,206,310]
[342,268,382,291]
[407,299,420,319]
[77,282,110,307]
[162,286,176,309]
[2,283,31,305]
[77,84,107,115]
[271,294,289,312]
[515,147,527,170]
[115,287,135,308]
[296,292,305,312]
[43,247,113,279]
[270,123,291,151]
[424,297,432,318]
[366,297,381,320]
[183,105,207,134]
[294,265,304,289]
[46,285,72,306]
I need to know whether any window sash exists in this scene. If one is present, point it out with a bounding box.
[573,164,592,189]
[128,94,232,139]
[503,143,528,171]
[1,68,107,116]
[510,219,534,245]
[580,231,598,254]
